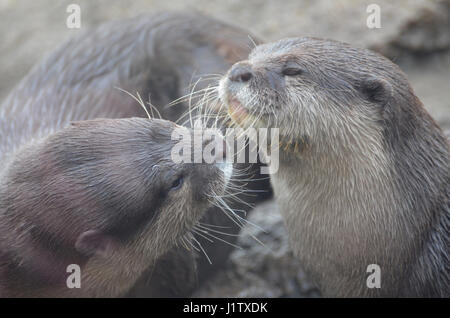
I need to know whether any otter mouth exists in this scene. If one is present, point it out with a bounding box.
[224,97,269,128]
[219,78,270,128]
[227,98,250,125]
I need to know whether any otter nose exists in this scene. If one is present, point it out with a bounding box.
[229,64,253,83]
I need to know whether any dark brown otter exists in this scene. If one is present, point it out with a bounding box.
[0,118,231,297]
[0,12,270,297]
[219,37,449,297]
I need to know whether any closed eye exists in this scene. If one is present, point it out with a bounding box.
[170,175,184,191]
[282,67,303,76]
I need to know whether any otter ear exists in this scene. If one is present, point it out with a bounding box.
[75,230,118,258]
[357,76,393,106]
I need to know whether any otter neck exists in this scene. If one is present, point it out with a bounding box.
[270,133,414,296]
[274,136,398,223]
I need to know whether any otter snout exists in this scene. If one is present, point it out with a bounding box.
[229,62,253,83]
[219,62,253,107]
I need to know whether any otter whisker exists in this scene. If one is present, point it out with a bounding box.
[115,87,152,119]
[191,236,212,265]
[248,34,258,49]
[217,190,257,208]
[208,198,244,230]
[146,97,162,119]
[193,227,242,250]
[164,85,219,109]
[165,87,218,110]
[177,94,221,127]
[198,222,231,229]
[178,233,193,252]
[227,176,270,182]
[187,239,201,253]
[216,204,267,249]
[187,77,203,128]
[196,224,240,237]
[212,192,266,235]
[192,228,214,243]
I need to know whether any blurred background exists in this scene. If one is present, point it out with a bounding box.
[0,0,448,297]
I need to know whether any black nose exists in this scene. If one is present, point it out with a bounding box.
[229,64,253,83]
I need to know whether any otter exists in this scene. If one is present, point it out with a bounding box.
[0,118,231,297]
[0,12,268,297]
[219,37,449,297]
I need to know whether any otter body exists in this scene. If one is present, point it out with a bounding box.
[220,37,449,297]
[0,12,265,297]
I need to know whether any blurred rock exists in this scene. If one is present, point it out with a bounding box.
[370,0,450,58]
[367,0,450,130]
[0,0,448,127]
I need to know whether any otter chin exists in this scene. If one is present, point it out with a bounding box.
[219,37,449,297]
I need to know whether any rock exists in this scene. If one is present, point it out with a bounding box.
[370,0,450,58]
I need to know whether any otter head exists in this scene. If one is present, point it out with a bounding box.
[218,37,417,157]
[0,117,231,296]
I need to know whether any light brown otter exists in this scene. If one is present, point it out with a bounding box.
[219,37,449,297]
[0,12,269,297]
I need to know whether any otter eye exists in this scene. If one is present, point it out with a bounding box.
[170,176,184,191]
[282,67,303,76]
